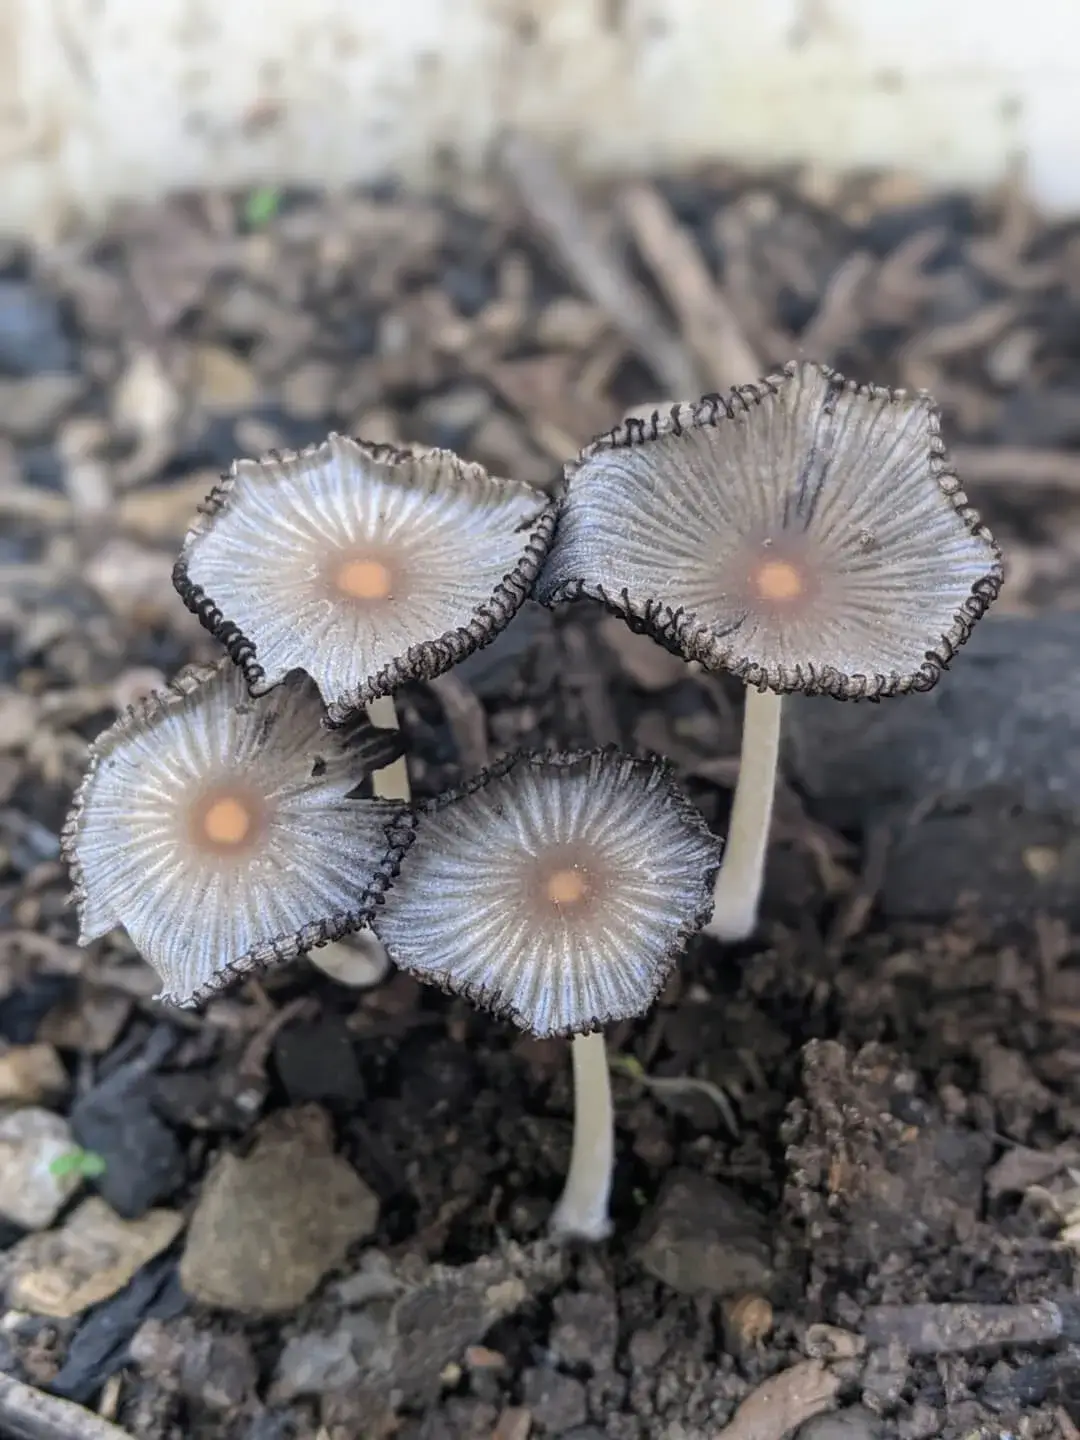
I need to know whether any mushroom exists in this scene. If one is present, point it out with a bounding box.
[371,749,722,1239]
[172,433,558,726]
[536,360,1004,942]
[62,662,414,1006]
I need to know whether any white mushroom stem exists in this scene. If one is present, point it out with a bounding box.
[366,694,411,803]
[332,694,409,978]
[550,1030,614,1241]
[705,685,783,943]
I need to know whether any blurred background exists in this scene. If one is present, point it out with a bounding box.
[3,4,1080,1439]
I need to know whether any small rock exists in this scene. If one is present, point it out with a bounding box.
[805,1324,866,1361]
[180,1324,260,1411]
[132,1316,258,1411]
[244,1416,299,1440]
[520,1368,588,1435]
[274,1013,364,1105]
[356,1243,561,1403]
[0,691,37,751]
[280,360,338,419]
[117,470,219,543]
[333,1249,402,1307]
[179,1104,378,1313]
[39,987,132,1055]
[549,1290,618,1372]
[465,1344,507,1371]
[0,1107,84,1228]
[71,1051,186,1220]
[796,1407,883,1439]
[84,540,181,626]
[192,344,258,413]
[415,385,490,448]
[271,1328,361,1401]
[109,666,169,714]
[0,281,74,374]
[722,1292,774,1348]
[492,1407,533,1440]
[6,1196,183,1317]
[635,1168,774,1297]
[112,348,181,443]
[0,374,83,439]
[0,1043,68,1105]
[861,1343,908,1410]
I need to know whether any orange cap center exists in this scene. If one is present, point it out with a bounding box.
[753,558,804,602]
[201,796,252,847]
[546,867,589,907]
[335,558,393,601]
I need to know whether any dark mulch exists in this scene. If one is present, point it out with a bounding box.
[2,153,1080,1439]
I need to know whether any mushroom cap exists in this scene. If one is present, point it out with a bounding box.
[536,361,1004,698]
[174,433,558,724]
[372,749,722,1038]
[62,662,414,1007]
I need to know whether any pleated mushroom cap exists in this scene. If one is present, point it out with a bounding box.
[62,663,414,1007]
[174,434,558,724]
[372,750,722,1038]
[537,361,1004,698]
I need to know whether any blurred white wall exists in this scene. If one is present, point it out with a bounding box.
[1,0,1077,237]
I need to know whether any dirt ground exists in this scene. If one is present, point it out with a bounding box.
[1,155,1080,1439]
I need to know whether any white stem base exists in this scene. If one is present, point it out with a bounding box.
[357,695,410,972]
[705,687,783,943]
[550,1031,614,1242]
[366,694,411,803]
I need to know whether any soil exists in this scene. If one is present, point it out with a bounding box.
[2,158,1080,1439]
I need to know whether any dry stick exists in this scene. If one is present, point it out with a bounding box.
[0,1376,135,1440]
[715,1359,841,1440]
[499,134,700,398]
[862,1299,1080,1356]
[706,686,783,943]
[797,250,876,360]
[619,182,760,390]
[427,672,490,773]
[550,1029,614,1241]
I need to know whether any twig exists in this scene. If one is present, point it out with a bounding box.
[798,251,876,360]
[715,1359,841,1440]
[619,182,759,388]
[499,134,699,397]
[712,204,795,366]
[0,1376,135,1440]
[901,298,1021,363]
[862,1299,1080,1356]
[609,1052,739,1137]
[428,671,490,773]
[238,994,314,1079]
[952,445,1080,494]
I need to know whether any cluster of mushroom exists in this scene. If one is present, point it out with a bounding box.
[63,361,1004,1241]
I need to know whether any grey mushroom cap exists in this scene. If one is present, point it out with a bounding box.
[537,361,1004,699]
[62,662,414,1007]
[372,749,723,1039]
[174,433,558,725]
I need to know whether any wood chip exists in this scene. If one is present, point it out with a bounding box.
[500,133,698,397]
[620,181,759,388]
[715,1358,841,1440]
